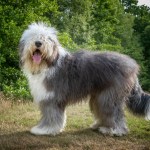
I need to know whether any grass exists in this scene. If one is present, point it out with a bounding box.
[0,93,150,150]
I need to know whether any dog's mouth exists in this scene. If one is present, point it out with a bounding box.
[32,49,42,64]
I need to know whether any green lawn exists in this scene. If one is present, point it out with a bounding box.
[0,93,150,150]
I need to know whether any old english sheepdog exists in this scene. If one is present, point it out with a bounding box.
[19,22,150,136]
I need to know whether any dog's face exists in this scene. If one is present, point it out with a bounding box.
[19,23,59,74]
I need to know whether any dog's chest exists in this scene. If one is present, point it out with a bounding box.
[27,72,54,103]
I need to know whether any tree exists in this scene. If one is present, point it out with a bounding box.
[0,0,59,97]
[120,0,138,12]
[51,0,94,45]
[120,0,150,90]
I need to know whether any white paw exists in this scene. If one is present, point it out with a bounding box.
[145,111,150,121]
[99,127,128,136]
[145,102,150,121]
[90,121,101,130]
[111,128,128,136]
[99,127,113,135]
[30,125,62,136]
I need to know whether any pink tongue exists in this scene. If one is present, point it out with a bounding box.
[32,53,41,64]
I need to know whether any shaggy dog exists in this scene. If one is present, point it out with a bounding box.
[19,22,150,136]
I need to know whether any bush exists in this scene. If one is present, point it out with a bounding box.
[2,72,31,100]
[58,32,78,51]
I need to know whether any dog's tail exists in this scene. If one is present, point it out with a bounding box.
[126,79,150,120]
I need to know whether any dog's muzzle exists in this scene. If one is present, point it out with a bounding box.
[31,41,44,64]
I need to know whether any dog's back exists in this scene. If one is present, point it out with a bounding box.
[63,51,139,92]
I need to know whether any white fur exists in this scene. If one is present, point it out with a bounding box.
[99,127,113,135]
[20,22,61,64]
[58,46,69,57]
[20,22,69,72]
[111,127,128,136]
[99,127,127,136]
[21,22,58,45]
[20,23,69,104]
[30,125,62,136]
[46,67,56,78]
[145,102,150,120]
[56,46,70,67]
[31,111,66,135]
[26,70,55,104]
[90,120,101,130]
[20,23,78,136]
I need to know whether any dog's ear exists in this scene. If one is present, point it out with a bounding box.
[46,27,60,66]
[46,40,59,66]
[51,44,59,65]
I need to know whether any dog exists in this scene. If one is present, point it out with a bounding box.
[19,22,150,136]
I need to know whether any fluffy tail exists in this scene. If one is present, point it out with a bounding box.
[126,79,150,120]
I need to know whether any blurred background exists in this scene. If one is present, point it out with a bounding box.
[0,0,150,100]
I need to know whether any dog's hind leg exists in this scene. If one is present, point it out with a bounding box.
[94,88,129,136]
[30,100,66,136]
[89,94,102,130]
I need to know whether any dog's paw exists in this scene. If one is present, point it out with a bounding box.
[90,121,101,130]
[99,126,128,136]
[30,125,62,136]
[145,110,150,121]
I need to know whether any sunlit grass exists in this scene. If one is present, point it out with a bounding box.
[0,93,150,150]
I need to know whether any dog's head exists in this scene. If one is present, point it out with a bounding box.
[19,22,59,74]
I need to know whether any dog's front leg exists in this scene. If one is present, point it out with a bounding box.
[30,100,66,136]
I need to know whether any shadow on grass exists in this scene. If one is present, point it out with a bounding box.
[0,129,149,150]
[0,129,97,150]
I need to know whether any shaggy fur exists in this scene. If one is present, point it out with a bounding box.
[19,22,150,136]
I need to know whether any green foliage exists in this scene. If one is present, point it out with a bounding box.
[58,32,78,51]
[141,25,150,90]
[114,13,135,48]
[0,0,150,99]
[3,74,31,100]
[92,0,122,45]
[0,0,59,98]
[123,3,150,91]
[54,0,94,45]
[97,44,123,52]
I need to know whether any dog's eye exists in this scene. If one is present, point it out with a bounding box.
[48,37,53,42]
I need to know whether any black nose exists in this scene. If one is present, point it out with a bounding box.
[35,41,42,47]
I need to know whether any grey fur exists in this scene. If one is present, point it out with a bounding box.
[38,100,66,135]
[19,23,150,136]
[127,78,150,117]
[33,51,138,136]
